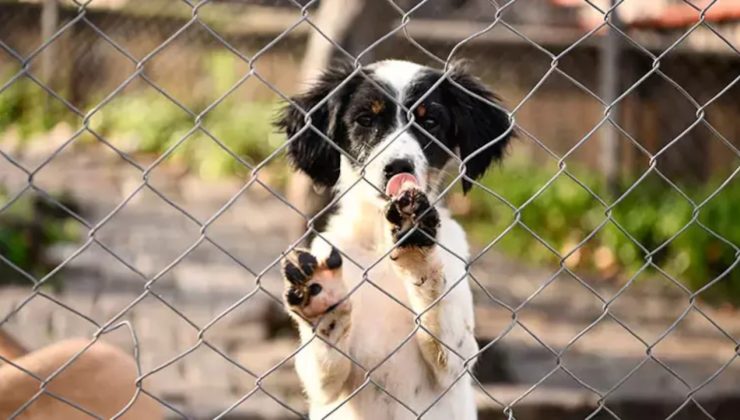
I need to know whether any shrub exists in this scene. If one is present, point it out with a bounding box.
[0,187,81,287]
[0,70,71,139]
[463,161,739,304]
[90,93,281,179]
[1,53,285,180]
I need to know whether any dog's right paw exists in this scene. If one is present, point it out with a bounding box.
[385,187,440,251]
[281,247,347,321]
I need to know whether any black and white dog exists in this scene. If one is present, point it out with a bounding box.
[275,60,512,419]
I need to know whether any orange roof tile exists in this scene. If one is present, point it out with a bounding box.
[631,2,740,29]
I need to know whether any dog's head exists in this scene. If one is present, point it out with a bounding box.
[276,59,512,205]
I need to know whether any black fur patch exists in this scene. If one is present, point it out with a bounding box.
[342,81,398,166]
[445,64,514,193]
[405,64,514,193]
[274,62,357,187]
[275,63,397,185]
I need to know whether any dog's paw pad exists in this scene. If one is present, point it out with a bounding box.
[282,249,318,285]
[385,188,440,248]
[281,248,346,320]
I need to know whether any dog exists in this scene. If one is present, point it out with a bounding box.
[275,59,512,419]
[0,330,162,419]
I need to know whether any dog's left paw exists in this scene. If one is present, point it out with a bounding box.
[385,187,440,251]
[281,248,347,321]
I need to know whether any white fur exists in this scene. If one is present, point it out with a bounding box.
[290,60,479,419]
[367,60,425,103]
[338,129,428,206]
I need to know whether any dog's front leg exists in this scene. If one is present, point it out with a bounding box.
[281,248,352,404]
[385,189,479,388]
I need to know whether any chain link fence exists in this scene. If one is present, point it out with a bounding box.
[1,0,739,419]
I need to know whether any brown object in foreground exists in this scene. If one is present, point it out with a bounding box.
[0,336,162,420]
[0,329,28,361]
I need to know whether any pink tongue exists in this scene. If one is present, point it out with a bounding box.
[385,173,418,197]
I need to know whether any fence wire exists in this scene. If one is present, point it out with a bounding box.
[0,0,739,419]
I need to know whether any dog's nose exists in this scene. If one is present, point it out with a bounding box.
[384,159,415,180]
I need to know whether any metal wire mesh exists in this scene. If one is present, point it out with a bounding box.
[0,0,739,419]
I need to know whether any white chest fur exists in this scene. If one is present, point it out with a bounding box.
[303,208,478,419]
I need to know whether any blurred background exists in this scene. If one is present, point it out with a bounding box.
[0,0,739,419]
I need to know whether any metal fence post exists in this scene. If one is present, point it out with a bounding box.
[40,0,59,112]
[599,0,622,198]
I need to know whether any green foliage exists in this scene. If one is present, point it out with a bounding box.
[0,71,71,139]
[0,187,81,286]
[1,52,284,180]
[464,162,739,304]
[91,90,193,154]
[195,101,281,178]
[89,92,280,179]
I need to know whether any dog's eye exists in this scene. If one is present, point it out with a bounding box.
[356,115,374,127]
[421,117,438,130]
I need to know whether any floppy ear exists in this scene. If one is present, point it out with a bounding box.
[445,64,513,194]
[274,62,354,187]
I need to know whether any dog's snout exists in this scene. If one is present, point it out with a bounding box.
[383,159,415,180]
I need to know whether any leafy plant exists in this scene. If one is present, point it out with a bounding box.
[86,50,284,179]
[0,187,81,287]
[2,52,286,181]
[462,160,739,304]
[0,70,71,139]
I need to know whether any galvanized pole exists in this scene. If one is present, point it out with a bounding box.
[40,0,59,111]
[600,0,621,198]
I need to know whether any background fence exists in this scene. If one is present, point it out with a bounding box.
[0,0,739,419]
